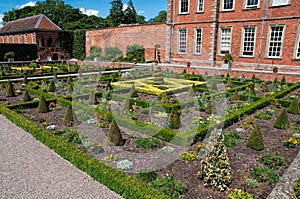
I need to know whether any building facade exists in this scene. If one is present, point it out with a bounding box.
[0,14,69,61]
[166,0,300,70]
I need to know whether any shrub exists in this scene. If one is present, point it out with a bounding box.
[228,189,254,199]
[22,90,31,102]
[258,153,287,170]
[288,97,300,114]
[201,132,231,191]
[245,178,260,188]
[28,60,37,69]
[107,119,124,146]
[38,96,49,113]
[48,79,56,92]
[103,47,122,61]
[4,51,15,59]
[130,84,138,98]
[181,151,198,161]
[273,108,290,129]
[151,175,187,199]
[55,128,82,144]
[246,124,264,151]
[63,105,74,125]
[6,80,15,97]
[135,170,157,183]
[294,175,300,199]
[116,159,133,170]
[67,75,73,85]
[251,166,279,183]
[102,154,119,163]
[231,90,240,102]
[135,137,161,149]
[254,111,272,120]
[153,66,164,85]
[224,131,241,147]
[23,75,28,84]
[167,107,181,129]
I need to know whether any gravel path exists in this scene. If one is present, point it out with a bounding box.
[0,115,123,199]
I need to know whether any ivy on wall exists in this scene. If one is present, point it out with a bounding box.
[72,30,86,60]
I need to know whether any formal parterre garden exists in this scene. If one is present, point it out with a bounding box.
[0,63,299,199]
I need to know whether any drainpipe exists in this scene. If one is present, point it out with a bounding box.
[257,0,268,70]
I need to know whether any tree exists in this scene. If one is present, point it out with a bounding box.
[246,124,264,151]
[168,107,181,129]
[23,90,31,102]
[48,79,56,92]
[5,80,15,97]
[38,96,49,113]
[273,108,290,129]
[63,105,74,125]
[107,0,125,27]
[107,119,124,146]
[136,15,147,24]
[123,0,137,24]
[288,97,300,114]
[148,10,167,24]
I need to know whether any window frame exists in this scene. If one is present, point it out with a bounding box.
[178,28,188,54]
[179,0,190,14]
[219,26,233,55]
[196,0,205,12]
[31,33,35,44]
[244,0,260,9]
[293,25,300,59]
[24,34,28,44]
[270,0,290,7]
[194,27,203,55]
[222,0,235,11]
[240,26,257,57]
[266,25,286,59]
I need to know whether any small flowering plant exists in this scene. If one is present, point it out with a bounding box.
[197,143,206,154]
[117,159,134,170]
[284,137,299,148]
[90,143,104,154]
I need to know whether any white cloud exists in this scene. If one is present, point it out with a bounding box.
[79,8,99,16]
[138,10,144,15]
[123,4,128,11]
[0,14,4,28]
[17,1,36,9]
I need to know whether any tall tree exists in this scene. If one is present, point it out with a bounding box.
[123,0,137,24]
[107,0,125,27]
[136,15,147,24]
[148,10,167,24]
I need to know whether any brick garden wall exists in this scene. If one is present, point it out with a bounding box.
[86,24,166,62]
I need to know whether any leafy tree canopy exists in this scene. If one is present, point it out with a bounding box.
[148,10,167,24]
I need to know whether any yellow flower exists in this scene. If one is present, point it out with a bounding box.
[197,143,202,148]
[293,141,297,145]
[288,138,292,142]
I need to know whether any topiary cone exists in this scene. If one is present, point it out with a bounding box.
[63,105,74,124]
[168,107,181,129]
[6,80,16,97]
[88,90,98,105]
[246,124,264,151]
[38,96,49,113]
[107,119,124,146]
[22,90,31,102]
[273,108,290,129]
[288,97,300,114]
[48,79,56,92]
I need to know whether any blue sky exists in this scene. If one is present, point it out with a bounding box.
[0,0,167,27]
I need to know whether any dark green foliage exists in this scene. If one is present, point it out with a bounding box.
[103,47,123,61]
[135,170,157,184]
[38,96,49,113]
[211,80,218,90]
[88,90,98,105]
[254,111,272,120]
[67,75,73,85]
[246,124,264,151]
[224,131,241,147]
[258,153,288,170]
[55,128,81,144]
[126,44,145,62]
[281,76,286,83]
[107,0,125,27]
[288,97,300,114]
[63,105,74,124]
[252,74,256,80]
[135,137,160,149]
[73,30,86,60]
[22,90,31,102]
[148,10,167,24]
[151,175,187,199]
[108,120,124,146]
[273,108,290,129]
[0,44,37,61]
[251,166,279,183]
[123,0,137,24]
[68,84,74,94]
[294,176,300,199]
[168,107,180,129]
[106,81,113,90]
[6,80,15,97]
[48,79,56,92]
